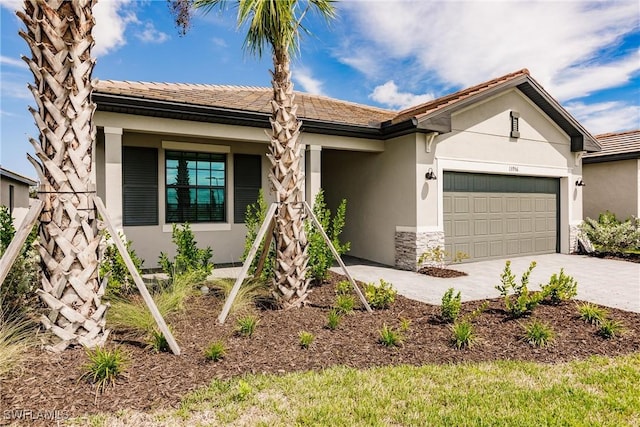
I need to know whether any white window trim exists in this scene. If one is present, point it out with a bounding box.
[162,140,230,153]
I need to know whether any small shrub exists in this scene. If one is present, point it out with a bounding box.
[522,319,555,347]
[242,189,275,280]
[149,329,170,353]
[326,309,342,330]
[451,320,476,349]
[335,294,356,315]
[580,212,640,253]
[598,319,624,339]
[399,317,411,333]
[541,269,577,304]
[298,331,315,349]
[159,223,213,280]
[577,302,608,325]
[418,246,469,269]
[378,323,403,347]
[82,346,127,393]
[335,280,351,296]
[306,190,350,283]
[495,260,542,318]
[441,288,462,323]
[465,301,489,322]
[100,231,144,298]
[236,315,260,337]
[204,341,226,362]
[364,279,397,309]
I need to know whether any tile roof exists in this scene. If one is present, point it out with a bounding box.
[94,80,396,128]
[390,69,531,124]
[584,129,640,159]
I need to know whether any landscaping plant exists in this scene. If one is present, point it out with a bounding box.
[306,190,350,283]
[451,320,476,349]
[334,294,356,315]
[522,319,555,347]
[236,315,260,338]
[82,346,127,394]
[441,288,462,323]
[207,277,272,315]
[241,189,275,280]
[335,280,351,296]
[418,246,469,269]
[150,329,170,353]
[298,331,315,349]
[580,211,640,253]
[0,302,35,379]
[541,269,578,305]
[159,223,213,280]
[99,231,144,298]
[326,309,342,330]
[598,319,624,339]
[577,302,607,325]
[364,279,397,309]
[495,260,542,317]
[204,341,226,362]
[378,323,403,347]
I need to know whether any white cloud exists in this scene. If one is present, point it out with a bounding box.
[212,37,228,48]
[0,0,21,12]
[566,101,640,135]
[0,79,31,100]
[136,22,170,44]
[294,67,325,95]
[93,0,137,56]
[338,1,640,102]
[370,81,434,110]
[1,55,27,69]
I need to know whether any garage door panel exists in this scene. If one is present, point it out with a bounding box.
[444,173,558,261]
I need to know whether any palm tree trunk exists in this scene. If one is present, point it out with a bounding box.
[18,0,108,351]
[267,47,310,308]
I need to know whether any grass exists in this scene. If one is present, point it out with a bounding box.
[204,341,226,362]
[207,277,271,315]
[81,346,127,394]
[0,307,34,379]
[236,315,260,338]
[74,354,640,426]
[577,302,608,325]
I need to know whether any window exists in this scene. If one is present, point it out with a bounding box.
[234,154,262,223]
[123,147,158,226]
[166,151,226,223]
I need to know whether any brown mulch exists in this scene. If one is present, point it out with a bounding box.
[417,266,468,278]
[1,271,639,424]
[588,252,640,263]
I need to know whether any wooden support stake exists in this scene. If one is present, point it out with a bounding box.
[0,200,44,287]
[304,201,372,312]
[253,218,275,279]
[94,197,181,355]
[218,203,278,324]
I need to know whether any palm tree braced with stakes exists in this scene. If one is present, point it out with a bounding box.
[17,0,109,351]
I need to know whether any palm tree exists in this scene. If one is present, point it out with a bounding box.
[17,0,108,351]
[171,0,336,308]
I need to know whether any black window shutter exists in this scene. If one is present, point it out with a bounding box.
[234,154,261,223]
[123,146,158,226]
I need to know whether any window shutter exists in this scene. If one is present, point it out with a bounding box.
[123,146,158,226]
[234,154,261,223]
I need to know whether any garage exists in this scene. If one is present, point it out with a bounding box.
[443,172,559,261]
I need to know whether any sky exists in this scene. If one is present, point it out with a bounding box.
[1,0,639,180]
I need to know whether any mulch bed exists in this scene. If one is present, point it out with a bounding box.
[417,266,468,278]
[2,271,639,424]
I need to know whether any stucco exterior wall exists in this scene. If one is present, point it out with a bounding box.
[583,159,639,220]
[0,176,31,211]
[322,134,417,266]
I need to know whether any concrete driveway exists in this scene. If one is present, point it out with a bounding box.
[333,253,640,313]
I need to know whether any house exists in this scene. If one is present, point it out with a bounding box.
[582,129,640,221]
[0,166,37,225]
[92,69,598,270]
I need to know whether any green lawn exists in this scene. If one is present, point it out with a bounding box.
[74,354,640,426]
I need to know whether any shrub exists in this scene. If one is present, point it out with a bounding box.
[495,260,542,318]
[204,341,226,362]
[335,294,356,315]
[378,324,403,347]
[541,269,577,304]
[418,246,469,269]
[207,277,272,315]
[149,329,170,353]
[451,320,475,349]
[335,280,351,296]
[522,319,555,347]
[0,303,35,379]
[580,211,640,253]
[100,231,144,298]
[298,331,315,349]
[236,315,260,337]
[159,223,213,280]
[0,206,39,314]
[242,189,275,280]
[441,288,462,323]
[326,309,342,330]
[364,279,397,309]
[577,302,607,325]
[306,190,350,283]
[598,319,624,339]
[399,318,411,333]
[81,346,127,393]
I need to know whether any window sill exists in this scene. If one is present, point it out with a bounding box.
[162,223,231,233]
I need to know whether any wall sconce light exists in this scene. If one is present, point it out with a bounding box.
[425,168,437,180]
[575,179,585,187]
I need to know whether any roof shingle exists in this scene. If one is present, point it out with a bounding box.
[583,130,640,159]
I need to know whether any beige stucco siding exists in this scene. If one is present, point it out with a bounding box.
[583,159,639,220]
[0,177,31,210]
[322,134,417,266]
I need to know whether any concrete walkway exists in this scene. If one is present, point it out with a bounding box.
[212,253,640,313]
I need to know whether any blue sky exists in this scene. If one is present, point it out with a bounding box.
[1,0,639,180]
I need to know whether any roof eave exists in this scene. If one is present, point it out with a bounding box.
[583,152,640,164]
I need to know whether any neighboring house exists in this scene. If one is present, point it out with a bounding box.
[92,69,598,270]
[0,166,37,226]
[582,129,640,221]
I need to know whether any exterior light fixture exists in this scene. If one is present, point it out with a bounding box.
[575,179,585,187]
[425,168,437,180]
